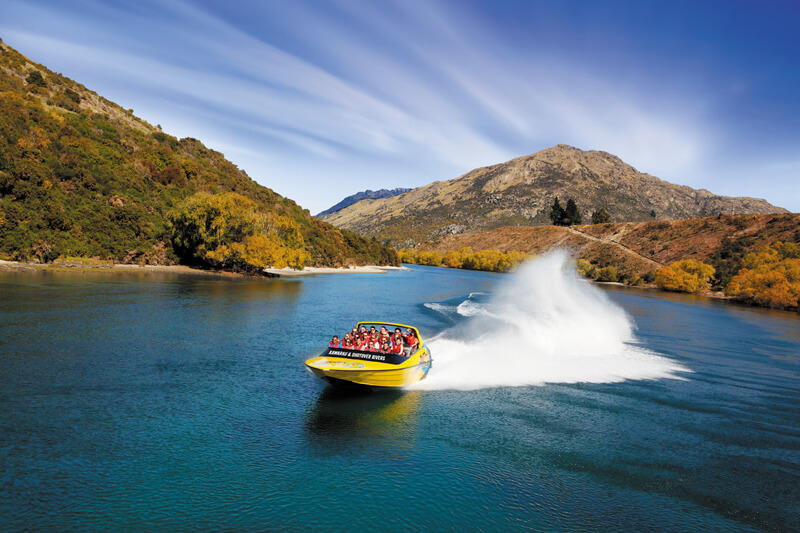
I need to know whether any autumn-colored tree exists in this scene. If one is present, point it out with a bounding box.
[596,265,619,282]
[576,258,596,278]
[415,251,443,266]
[397,249,417,264]
[443,250,462,268]
[169,192,309,272]
[725,242,800,309]
[655,259,716,293]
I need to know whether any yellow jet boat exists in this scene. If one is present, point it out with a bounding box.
[305,322,432,388]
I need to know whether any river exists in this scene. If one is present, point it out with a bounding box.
[1,255,798,532]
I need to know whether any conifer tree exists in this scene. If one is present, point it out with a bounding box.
[550,197,566,226]
[565,199,582,225]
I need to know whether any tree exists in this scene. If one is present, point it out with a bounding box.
[591,208,610,224]
[443,250,462,268]
[565,198,582,225]
[725,242,800,309]
[655,259,716,293]
[549,197,566,226]
[596,265,618,282]
[168,192,309,272]
[26,70,47,88]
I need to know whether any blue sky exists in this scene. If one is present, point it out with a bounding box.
[2,0,798,213]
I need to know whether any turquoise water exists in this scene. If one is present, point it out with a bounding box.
[1,262,798,532]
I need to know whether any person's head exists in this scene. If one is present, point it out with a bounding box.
[395,328,401,335]
[332,335,339,342]
[352,327,357,334]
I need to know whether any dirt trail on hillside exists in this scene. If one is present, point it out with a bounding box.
[565,226,664,268]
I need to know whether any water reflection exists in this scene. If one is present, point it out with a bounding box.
[304,387,422,457]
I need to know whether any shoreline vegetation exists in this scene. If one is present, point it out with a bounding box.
[0,259,406,278]
[398,242,800,312]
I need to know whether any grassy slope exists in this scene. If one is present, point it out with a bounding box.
[0,42,397,267]
[418,213,800,287]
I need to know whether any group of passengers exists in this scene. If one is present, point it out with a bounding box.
[329,325,419,356]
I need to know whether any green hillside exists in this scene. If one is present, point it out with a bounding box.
[0,40,397,270]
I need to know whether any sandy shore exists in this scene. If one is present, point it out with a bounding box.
[0,259,407,278]
[263,265,407,277]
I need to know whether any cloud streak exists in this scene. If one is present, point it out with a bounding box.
[0,0,797,212]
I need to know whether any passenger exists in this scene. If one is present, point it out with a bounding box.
[360,326,368,335]
[369,326,377,336]
[351,327,359,339]
[329,335,340,348]
[341,333,355,349]
[392,328,403,346]
[380,326,388,336]
[391,335,404,355]
[380,339,393,354]
[370,333,381,352]
[405,331,419,351]
[356,334,369,351]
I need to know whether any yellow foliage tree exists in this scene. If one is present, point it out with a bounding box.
[169,192,309,273]
[726,242,800,309]
[655,259,715,293]
[443,250,462,268]
[415,251,443,266]
[397,249,417,264]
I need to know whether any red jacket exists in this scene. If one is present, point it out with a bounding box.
[329,340,340,348]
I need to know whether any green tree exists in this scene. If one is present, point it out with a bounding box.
[565,198,582,225]
[591,208,610,224]
[549,197,566,226]
[26,70,47,88]
[596,265,618,282]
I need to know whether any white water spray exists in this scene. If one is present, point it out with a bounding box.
[412,251,688,391]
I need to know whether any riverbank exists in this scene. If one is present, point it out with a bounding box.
[0,259,407,278]
[262,265,407,276]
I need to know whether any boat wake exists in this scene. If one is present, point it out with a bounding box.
[411,251,688,391]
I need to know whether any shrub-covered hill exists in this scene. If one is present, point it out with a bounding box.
[0,40,397,269]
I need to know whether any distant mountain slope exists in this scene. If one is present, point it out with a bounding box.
[317,188,412,217]
[0,41,397,268]
[418,213,800,286]
[320,145,787,247]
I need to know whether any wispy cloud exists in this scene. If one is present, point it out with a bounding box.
[0,0,796,212]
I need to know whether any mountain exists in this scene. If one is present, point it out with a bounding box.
[316,188,412,217]
[0,41,397,268]
[320,145,787,247]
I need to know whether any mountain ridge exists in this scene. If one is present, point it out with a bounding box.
[316,187,412,217]
[320,144,787,247]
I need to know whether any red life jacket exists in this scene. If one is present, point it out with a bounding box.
[342,339,354,349]
[329,340,340,348]
[391,342,403,355]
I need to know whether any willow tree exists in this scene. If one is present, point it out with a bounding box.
[169,192,309,272]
